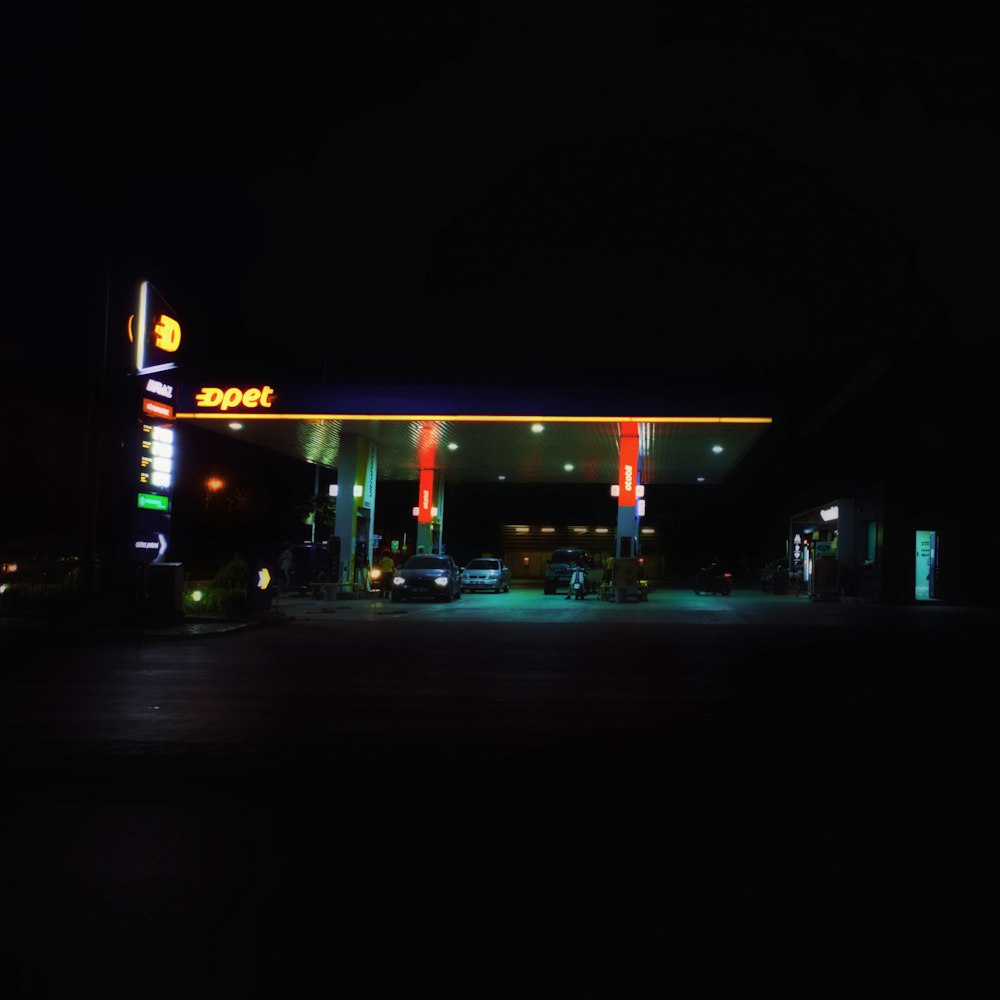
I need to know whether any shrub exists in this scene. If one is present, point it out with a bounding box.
[211,587,248,617]
[0,583,83,616]
[213,556,249,592]
[182,557,250,618]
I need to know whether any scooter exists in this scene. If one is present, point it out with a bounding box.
[569,565,587,600]
[694,563,733,596]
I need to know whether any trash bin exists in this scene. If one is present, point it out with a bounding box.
[143,562,184,624]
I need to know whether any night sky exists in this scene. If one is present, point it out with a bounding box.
[3,8,997,568]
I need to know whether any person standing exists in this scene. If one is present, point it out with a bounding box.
[379,551,396,598]
[279,546,294,592]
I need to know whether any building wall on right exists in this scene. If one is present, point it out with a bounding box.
[784,350,997,608]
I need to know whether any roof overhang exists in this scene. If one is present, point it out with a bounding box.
[172,380,773,486]
[790,502,843,533]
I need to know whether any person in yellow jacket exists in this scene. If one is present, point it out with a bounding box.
[378,551,396,598]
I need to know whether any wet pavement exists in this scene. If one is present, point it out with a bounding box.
[3,585,999,998]
[5,579,996,644]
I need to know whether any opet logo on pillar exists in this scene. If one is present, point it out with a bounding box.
[418,469,434,523]
[617,422,640,506]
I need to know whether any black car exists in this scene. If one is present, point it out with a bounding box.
[279,542,335,595]
[543,547,601,595]
[390,554,462,602]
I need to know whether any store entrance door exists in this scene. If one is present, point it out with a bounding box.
[915,529,937,601]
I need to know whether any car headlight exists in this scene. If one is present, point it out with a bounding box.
[434,576,449,587]
[392,575,404,586]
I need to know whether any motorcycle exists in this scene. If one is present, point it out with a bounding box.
[759,558,788,594]
[694,563,732,596]
[568,565,587,600]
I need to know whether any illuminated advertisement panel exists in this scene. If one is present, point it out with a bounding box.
[418,469,434,524]
[137,421,175,494]
[131,405,176,562]
[129,281,181,376]
[617,421,640,508]
[142,396,174,420]
[133,531,169,561]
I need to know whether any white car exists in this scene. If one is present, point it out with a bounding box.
[460,558,511,593]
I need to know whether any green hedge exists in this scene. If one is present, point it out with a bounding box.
[0,583,84,616]
[183,557,251,618]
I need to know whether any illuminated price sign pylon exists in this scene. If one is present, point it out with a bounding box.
[127,280,182,563]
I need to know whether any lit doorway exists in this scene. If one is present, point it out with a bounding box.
[915,529,937,601]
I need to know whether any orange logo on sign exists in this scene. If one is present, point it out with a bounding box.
[153,315,181,352]
[617,422,640,508]
[418,469,434,524]
[195,386,276,411]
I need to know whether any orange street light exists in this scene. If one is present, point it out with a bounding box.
[205,476,225,509]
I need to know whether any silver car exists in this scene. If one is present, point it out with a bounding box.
[390,554,462,602]
[460,557,511,593]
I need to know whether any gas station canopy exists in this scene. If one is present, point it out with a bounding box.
[174,380,773,485]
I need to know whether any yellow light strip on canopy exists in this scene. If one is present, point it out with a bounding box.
[175,412,772,424]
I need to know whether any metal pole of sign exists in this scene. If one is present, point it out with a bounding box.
[135,561,147,643]
[311,464,319,544]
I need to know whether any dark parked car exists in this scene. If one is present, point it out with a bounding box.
[460,557,511,593]
[543,547,601,595]
[390,554,462,602]
[279,541,335,595]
